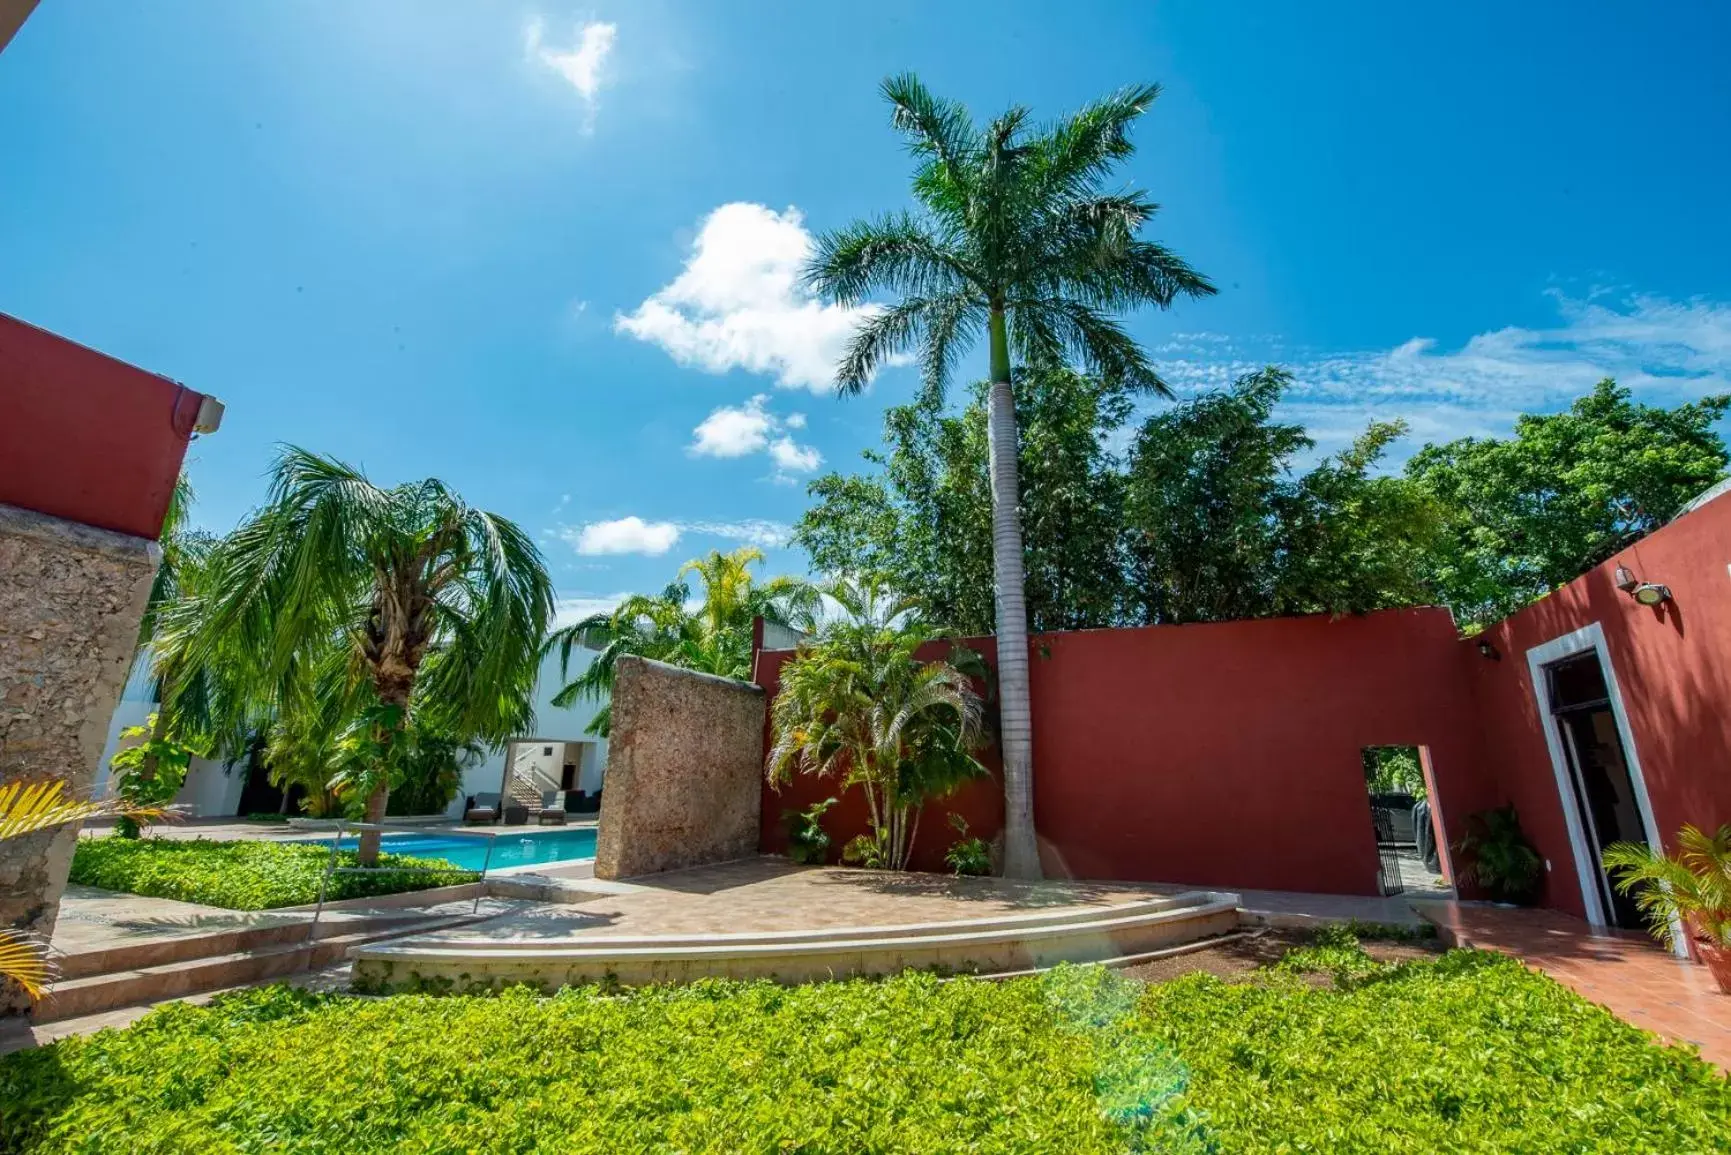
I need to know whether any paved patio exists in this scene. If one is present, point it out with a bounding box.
[407,857,1184,942]
[1424,903,1731,1072]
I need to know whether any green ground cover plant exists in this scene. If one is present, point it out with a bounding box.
[3,940,1724,1153]
[1146,936,1731,1152]
[0,970,1206,1154]
[67,837,476,911]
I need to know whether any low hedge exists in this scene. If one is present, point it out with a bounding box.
[1144,945,1731,1151]
[3,941,1725,1152]
[68,837,477,911]
[0,969,1206,1154]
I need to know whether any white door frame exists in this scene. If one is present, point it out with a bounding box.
[1524,622,1680,953]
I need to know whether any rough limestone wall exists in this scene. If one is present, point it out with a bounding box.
[0,504,158,1015]
[594,655,766,880]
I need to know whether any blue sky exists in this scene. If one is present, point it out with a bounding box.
[4,1,1730,621]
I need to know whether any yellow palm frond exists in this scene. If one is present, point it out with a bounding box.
[0,779,168,840]
[0,930,53,999]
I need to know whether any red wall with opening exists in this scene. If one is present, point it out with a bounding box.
[759,607,1495,896]
[1467,494,1731,917]
[0,312,208,539]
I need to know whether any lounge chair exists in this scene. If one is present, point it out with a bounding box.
[535,791,569,826]
[464,793,500,824]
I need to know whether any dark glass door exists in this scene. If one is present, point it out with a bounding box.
[1544,651,1647,928]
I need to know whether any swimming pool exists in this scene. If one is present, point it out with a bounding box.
[329,828,597,872]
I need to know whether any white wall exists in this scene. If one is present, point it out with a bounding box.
[448,647,611,816]
[91,646,613,821]
[90,656,246,818]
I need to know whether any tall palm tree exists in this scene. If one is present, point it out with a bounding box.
[805,75,1215,876]
[190,448,553,863]
[546,547,819,737]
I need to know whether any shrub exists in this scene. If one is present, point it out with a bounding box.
[944,814,993,876]
[783,797,837,865]
[1144,947,1731,1151]
[0,970,1211,1154]
[68,837,476,911]
[1453,805,1543,903]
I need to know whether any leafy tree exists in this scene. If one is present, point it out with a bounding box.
[766,577,986,871]
[1406,379,1729,626]
[546,547,819,737]
[804,75,1214,876]
[797,367,1130,634]
[1122,366,1442,623]
[187,448,552,864]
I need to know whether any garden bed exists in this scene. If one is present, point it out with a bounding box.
[67,837,478,911]
[4,931,1726,1152]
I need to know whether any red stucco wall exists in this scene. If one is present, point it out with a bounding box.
[1467,493,1731,917]
[0,312,207,539]
[759,607,1494,896]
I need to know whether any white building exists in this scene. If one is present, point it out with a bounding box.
[92,648,610,821]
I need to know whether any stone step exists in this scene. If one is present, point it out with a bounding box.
[352,892,1242,990]
[50,909,448,981]
[35,914,478,1023]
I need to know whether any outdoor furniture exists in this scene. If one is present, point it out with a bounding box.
[503,803,529,826]
[464,793,500,824]
[536,791,569,826]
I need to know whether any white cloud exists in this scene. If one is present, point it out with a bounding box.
[564,516,681,556]
[689,393,822,478]
[690,395,776,457]
[556,515,794,557]
[526,17,617,130]
[552,593,629,627]
[768,437,822,474]
[616,202,891,392]
[682,519,793,548]
[1149,291,1731,461]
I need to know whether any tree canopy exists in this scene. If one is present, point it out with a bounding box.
[1405,379,1729,625]
[797,372,1727,633]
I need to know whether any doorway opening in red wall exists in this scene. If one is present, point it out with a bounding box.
[1540,651,1650,929]
[1363,746,1451,897]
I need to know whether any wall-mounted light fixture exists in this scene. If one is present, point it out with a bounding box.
[1476,639,1501,661]
[1614,563,1671,606]
[1632,582,1672,606]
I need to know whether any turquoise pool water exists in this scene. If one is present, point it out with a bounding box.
[331,828,597,872]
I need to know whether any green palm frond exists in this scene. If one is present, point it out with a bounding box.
[1604,824,1731,950]
[806,74,1214,403]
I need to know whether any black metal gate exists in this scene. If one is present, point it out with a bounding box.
[1370,806,1405,896]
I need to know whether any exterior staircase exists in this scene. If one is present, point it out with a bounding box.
[33,907,487,1024]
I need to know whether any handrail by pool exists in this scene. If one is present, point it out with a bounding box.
[308,820,502,944]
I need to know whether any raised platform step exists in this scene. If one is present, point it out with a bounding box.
[351,890,1241,990]
[36,913,485,1023]
[49,908,440,982]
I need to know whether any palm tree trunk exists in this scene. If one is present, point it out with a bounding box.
[987,308,1041,879]
[356,675,410,866]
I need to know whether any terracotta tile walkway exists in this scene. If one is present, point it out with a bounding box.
[1424,903,1731,1072]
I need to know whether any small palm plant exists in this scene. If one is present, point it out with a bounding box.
[767,577,987,872]
[1,781,163,1000]
[1603,824,1731,991]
